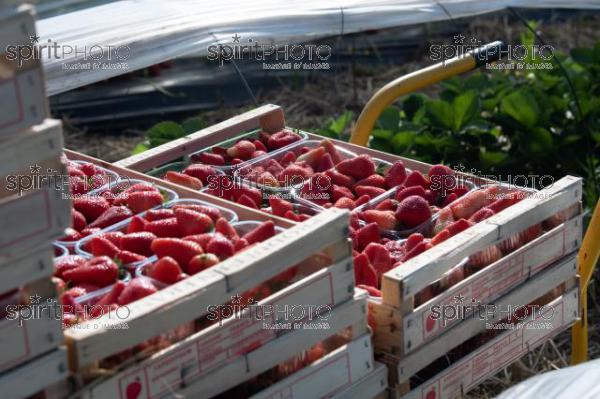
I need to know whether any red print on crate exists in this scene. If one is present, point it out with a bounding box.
[426,386,437,399]
[126,378,142,399]
[425,312,437,333]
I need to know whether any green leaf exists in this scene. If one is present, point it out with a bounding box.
[390,131,415,153]
[479,149,508,168]
[182,117,205,134]
[452,90,480,131]
[370,137,393,153]
[147,121,186,147]
[328,111,354,135]
[425,100,454,130]
[372,129,394,140]
[403,94,427,121]
[571,48,594,65]
[521,127,554,154]
[376,107,400,131]
[500,90,540,128]
[132,142,149,155]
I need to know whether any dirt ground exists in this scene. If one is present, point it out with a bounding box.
[61,10,600,398]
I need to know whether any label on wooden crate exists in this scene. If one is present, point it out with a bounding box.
[112,270,340,399]
[0,319,30,370]
[405,289,578,399]
[404,217,580,352]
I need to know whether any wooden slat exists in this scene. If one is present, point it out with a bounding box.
[331,362,388,399]
[114,104,285,171]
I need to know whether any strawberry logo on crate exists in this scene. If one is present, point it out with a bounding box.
[120,375,145,399]
[426,386,437,399]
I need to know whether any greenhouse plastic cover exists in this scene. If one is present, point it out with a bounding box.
[496,358,600,398]
[36,0,600,95]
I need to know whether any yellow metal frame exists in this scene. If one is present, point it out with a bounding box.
[349,42,600,364]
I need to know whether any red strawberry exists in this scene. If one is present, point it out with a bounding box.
[354,185,386,199]
[353,253,378,287]
[188,253,220,275]
[319,139,343,164]
[71,209,87,231]
[269,196,293,217]
[145,217,182,237]
[361,210,396,230]
[122,182,158,195]
[151,238,203,269]
[351,196,368,209]
[404,170,430,189]
[316,153,334,172]
[336,155,375,179]
[364,243,393,276]
[330,185,355,202]
[89,206,133,229]
[428,164,456,194]
[324,169,355,188]
[251,151,266,159]
[120,232,156,256]
[232,186,262,207]
[450,185,470,198]
[79,163,102,177]
[198,152,225,166]
[299,173,331,205]
[267,130,301,150]
[385,161,407,188]
[279,151,297,166]
[67,166,85,177]
[98,231,124,246]
[233,237,249,252]
[424,190,438,205]
[206,234,235,260]
[265,159,285,177]
[441,193,458,206]
[127,215,147,233]
[73,197,110,222]
[296,146,326,169]
[174,208,213,235]
[242,221,276,244]
[54,255,86,279]
[333,197,356,210]
[446,219,473,236]
[117,250,146,264]
[183,233,213,251]
[256,171,279,187]
[145,208,175,221]
[149,256,183,284]
[89,281,126,318]
[450,190,488,220]
[90,236,120,258]
[253,139,267,152]
[374,198,395,211]
[227,140,256,160]
[405,233,425,252]
[126,191,163,213]
[487,191,523,213]
[402,241,432,262]
[283,210,300,221]
[433,208,455,235]
[469,208,495,223]
[354,223,380,251]
[431,229,451,245]
[210,146,228,158]
[278,164,312,186]
[80,227,101,237]
[355,174,386,189]
[164,171,203,190]
[395,186,427,202]
[118,277,158,305]
[238,194,259,209]
[469,245,502,270]
[62,256,119,287]
[172,204,222,222]
[215,217,238,240]
[357,284,381,297]
[395,195,431,228]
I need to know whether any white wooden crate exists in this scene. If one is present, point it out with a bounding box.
[250,333,374,399]
[0,242,54,295]
[78,292,367,399]
[331,361,388,399]
[0,347,68,399]
[0,5,48,137]
[65,208,352,371]
[396,287,578,399]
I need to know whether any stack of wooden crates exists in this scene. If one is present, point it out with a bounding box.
[0,4,70,398]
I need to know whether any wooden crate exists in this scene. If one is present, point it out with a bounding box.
[249,333,375,399]
[386,285,579,399]
[0,241,54,295]
[0,347,69,399]
[0,119,70,261]
[329,361,389,399]
[61,189,353,373]
[0,5,48,137]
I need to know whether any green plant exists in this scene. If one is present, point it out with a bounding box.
[132,116,206,154]
[358,41,600,209]
[316,111,354,141]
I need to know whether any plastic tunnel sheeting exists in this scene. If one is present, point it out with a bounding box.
[495,358,600,399]
[36,0,600,95]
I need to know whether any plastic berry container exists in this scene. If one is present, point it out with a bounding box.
[67,160,120,194]
[53,243,69,259]
[187,128,309,175]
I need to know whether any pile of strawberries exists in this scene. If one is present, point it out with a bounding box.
[60,181,168,243]
[162,163,220,191]
[264,196,314,222]
[355,165,470,232]
[64,156,115,195]
[189,129,303,167]
[351,184,541,301]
